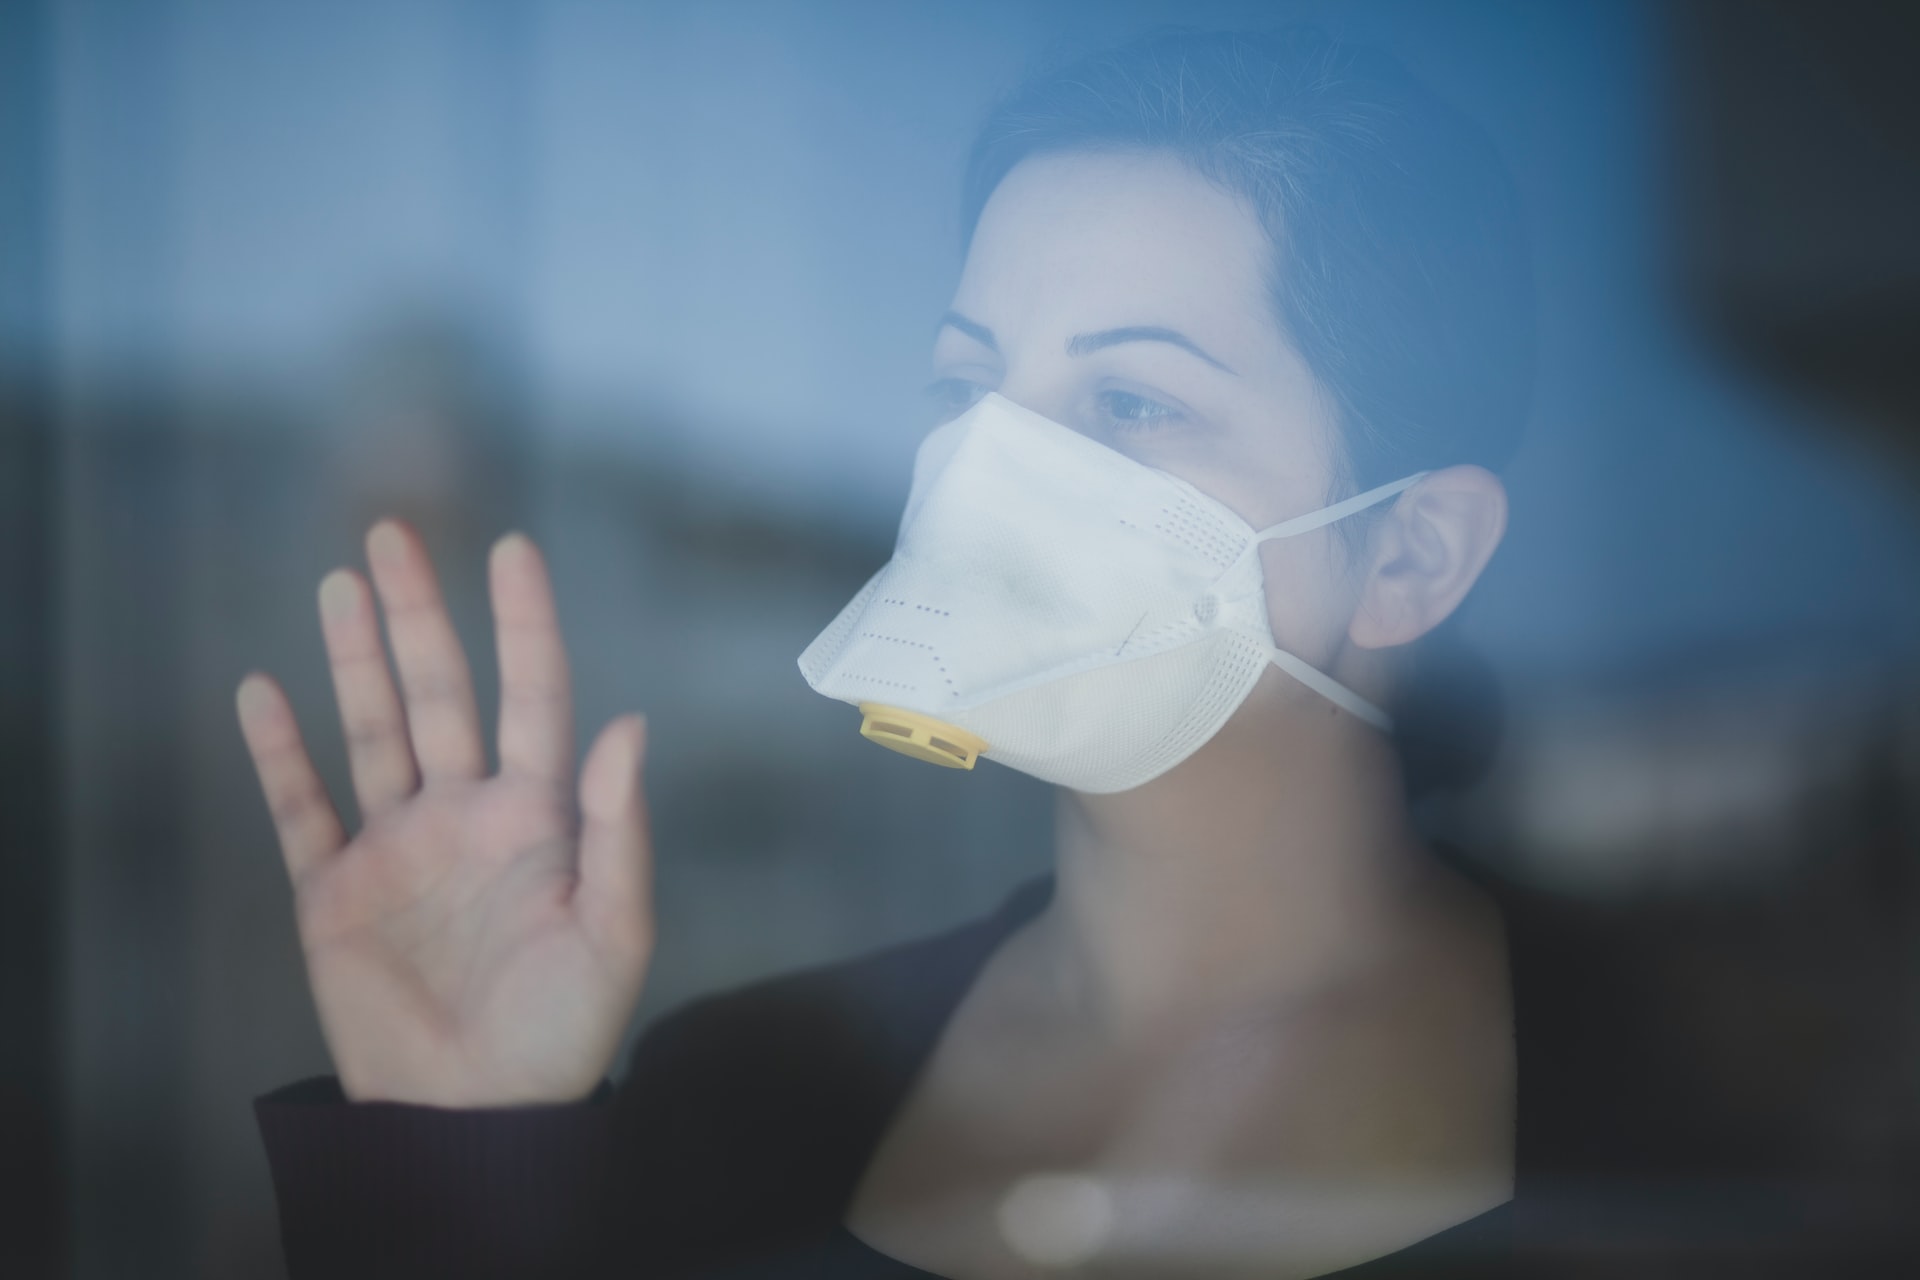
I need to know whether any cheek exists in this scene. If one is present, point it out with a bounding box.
[1161,448,1333,538]
[1256,537,1357,659]
[1189,414,1344,532]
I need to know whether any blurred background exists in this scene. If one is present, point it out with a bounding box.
[2,0,1917,1276]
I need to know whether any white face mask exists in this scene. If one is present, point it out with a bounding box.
[798,392,1426,793]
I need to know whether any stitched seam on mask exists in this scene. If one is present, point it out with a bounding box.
[940,621,1254,712]
[850,632,958,696]
[876,596,950,617]
[799,573,886,678]
[836,674,918,693]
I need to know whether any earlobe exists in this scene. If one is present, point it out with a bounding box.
[1348,465,1507,650]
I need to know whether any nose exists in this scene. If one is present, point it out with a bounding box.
[983,379,1088,443]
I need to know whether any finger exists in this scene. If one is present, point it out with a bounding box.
[364,519,487,782]
[318,568,420,818]
[490,532,574,788]
[236,672,348,884]
[575,714,654,971]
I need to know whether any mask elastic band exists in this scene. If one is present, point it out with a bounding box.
[1239,472,1427,733]
[1252,471,1430,544]
[1264,645,1394,731]
[1216,471,1430,586]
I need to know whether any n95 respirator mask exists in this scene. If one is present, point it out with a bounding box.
[797,392,1425,793]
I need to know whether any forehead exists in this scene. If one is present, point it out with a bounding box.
[954,150,1282,359]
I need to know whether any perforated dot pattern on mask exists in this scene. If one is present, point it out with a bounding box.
[797,570,884,687]
[1152,496,1246,570]
[1112,632,1273,788]
[848,631,957,698]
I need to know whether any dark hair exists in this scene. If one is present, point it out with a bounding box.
[962,26,1533,794]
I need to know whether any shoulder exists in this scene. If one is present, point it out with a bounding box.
[624,905,1001,1100]
[632,873,1049,1087]
[602,878,1047,1271]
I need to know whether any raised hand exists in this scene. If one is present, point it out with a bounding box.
[237,519,652,1107]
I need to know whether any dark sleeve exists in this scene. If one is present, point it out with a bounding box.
[253,907,1010,1280]
[251,971,893,1280]
[253,1071,625,1280]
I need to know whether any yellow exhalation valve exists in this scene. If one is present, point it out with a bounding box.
[857,702,988,770]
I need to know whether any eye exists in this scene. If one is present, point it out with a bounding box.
[924,376,988,420]
[1095,388,1185,432]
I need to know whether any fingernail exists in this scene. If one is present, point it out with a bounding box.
[367,520,405,563]
[319,570,358,620]
[493,530,534,563]
[236,674,271,719]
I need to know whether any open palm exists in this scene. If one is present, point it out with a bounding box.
[237,519,652,1107]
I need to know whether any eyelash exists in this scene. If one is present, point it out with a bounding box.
[923,378,1186,433]
[923,377,985,417]
[1095,389,1184,433]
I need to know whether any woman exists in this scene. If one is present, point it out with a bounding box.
[238,26,1532,1279]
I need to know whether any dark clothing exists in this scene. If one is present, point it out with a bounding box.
[256,872,1512,1277]
[254,867,1918,1278]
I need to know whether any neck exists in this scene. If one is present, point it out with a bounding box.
[1032,672,1464,1037]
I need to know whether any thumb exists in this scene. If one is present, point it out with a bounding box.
[576,713,654,969]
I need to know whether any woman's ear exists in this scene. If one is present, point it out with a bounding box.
[1347,465,1508,649]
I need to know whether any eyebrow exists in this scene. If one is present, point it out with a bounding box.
[936,310,1237,376]
[1068,326,1238,375]
[937,310,1000,351]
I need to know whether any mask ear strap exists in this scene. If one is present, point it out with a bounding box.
[1252,471,1430,544]
[1264,645,1394,731]
[1216,471,1430,586]
[1237,471,1429,733]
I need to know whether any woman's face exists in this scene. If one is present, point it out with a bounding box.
[933,148,1370,683]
